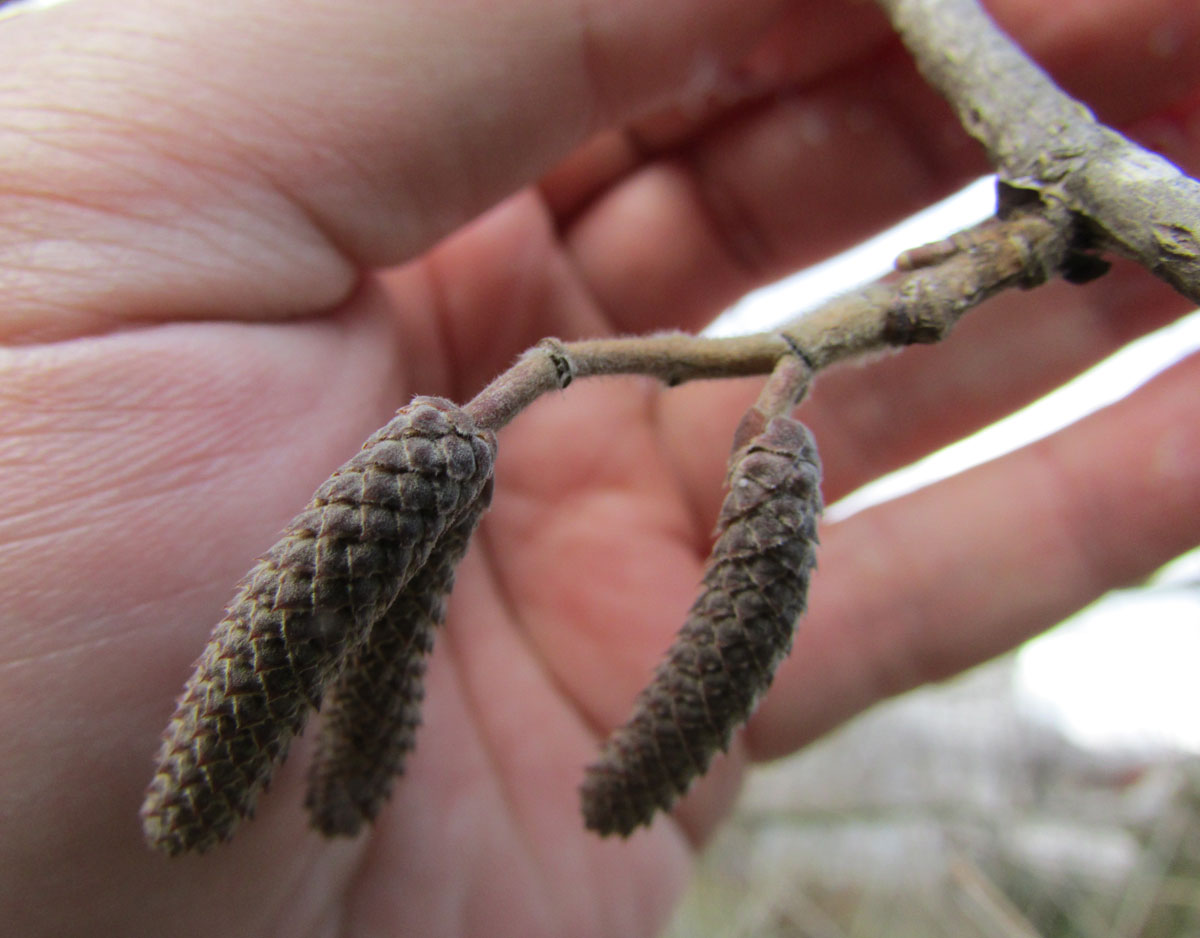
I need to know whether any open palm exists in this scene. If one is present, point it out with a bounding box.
[3,1,1200,936]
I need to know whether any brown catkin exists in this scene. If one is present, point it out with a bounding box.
[581,415,822,836]
[141,397,496,855]
[304,478,491,836]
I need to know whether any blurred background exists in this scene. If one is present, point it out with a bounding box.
[669,177,1200,937]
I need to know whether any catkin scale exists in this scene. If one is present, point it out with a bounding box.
[581,415,821,836]
[304,478,491,836]
[142,398,496,855]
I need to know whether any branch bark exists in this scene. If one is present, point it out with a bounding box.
[464,207,1065,431]
[877,0,1200,303]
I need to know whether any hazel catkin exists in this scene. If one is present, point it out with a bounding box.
[141,397,496,855]
[580,414,822,836]
[304,477,492,836]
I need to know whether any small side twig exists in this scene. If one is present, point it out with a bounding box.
[465,206,1067,433]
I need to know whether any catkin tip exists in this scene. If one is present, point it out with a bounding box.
[580,764,658,837]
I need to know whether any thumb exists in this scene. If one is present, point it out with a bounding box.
[0,0,786,341]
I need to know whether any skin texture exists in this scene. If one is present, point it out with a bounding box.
[0,0,1199,935]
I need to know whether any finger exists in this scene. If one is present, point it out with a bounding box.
[6,1,1199,347]
[743,347,1200,760]
[559,57,973,335]
[997,0,1200,125]
[378,190,618,401]
[541,0,1200,224]
[549,0,1200,335]
[537,0,894,221]
[0,0,791,341]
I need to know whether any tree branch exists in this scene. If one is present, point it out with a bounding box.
[876,0,1200,303]
[464,206,1065,431]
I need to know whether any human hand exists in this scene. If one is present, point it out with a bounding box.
[2,0,1198,935]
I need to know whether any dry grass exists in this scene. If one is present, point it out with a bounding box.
[665,656,1200,938]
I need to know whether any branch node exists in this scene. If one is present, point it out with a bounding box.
[1054,214,1112,285]
[536,337,576,389]
[776,332,816,372]
[1058,251,1112,285]
[879,0,1200,303]
[884,301,945,346]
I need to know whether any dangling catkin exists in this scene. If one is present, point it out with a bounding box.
[304,477,491,836]
[581,414,822,836]
[141,398,496,855]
